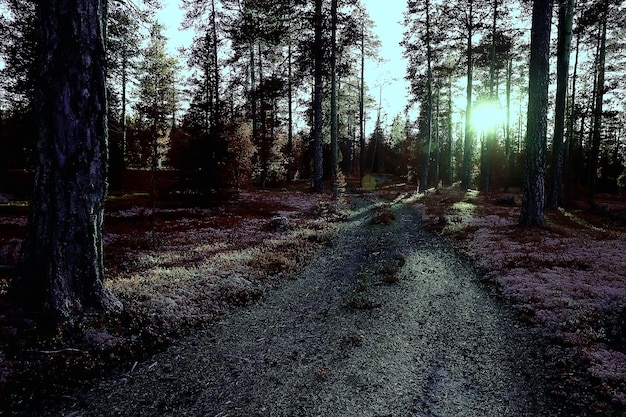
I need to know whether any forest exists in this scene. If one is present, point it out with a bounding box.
[0,0,623,201]
[1,0,626,415]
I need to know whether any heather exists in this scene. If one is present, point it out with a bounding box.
[0,189,345,408]
[416,186,626,412]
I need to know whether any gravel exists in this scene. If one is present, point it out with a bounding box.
[49,197,570,417]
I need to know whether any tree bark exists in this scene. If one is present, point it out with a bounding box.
[15,0,122,326]
[547,0,575,208]
[520,0,554,227]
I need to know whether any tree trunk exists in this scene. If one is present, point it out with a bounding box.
[448,75,454,185]
[330,0,339,197]
[589,3,608,200]
[434,85,441,188]
[520,0,554,227]
[461,0,474,190]
[482,0,498,193]
[210,0,220,128]
[359,23,366,182]
[287,42,294,182]
[15,0,122,326]
[547,0,575,208]
[565,30,581,199]
[313,0,324,192]
[120,52,128,169]
[504,57,512,192]
[420,0,433,194]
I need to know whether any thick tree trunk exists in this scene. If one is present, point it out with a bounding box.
[313,0,324,192]
[15,0,122,326]
[547,0,575,208]
[520,0,554,227]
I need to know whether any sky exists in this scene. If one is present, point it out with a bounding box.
[155,1,410,135]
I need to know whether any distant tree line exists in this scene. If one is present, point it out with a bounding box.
[0,0,386,199]
[1,0,625,205]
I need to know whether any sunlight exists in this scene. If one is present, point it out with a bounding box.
[472,100,505,133]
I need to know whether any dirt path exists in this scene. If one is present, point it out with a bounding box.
[51,198,567,416]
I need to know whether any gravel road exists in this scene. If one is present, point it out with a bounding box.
[53,198,569,417]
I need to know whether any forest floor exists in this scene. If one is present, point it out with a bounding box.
[0,182,625,416]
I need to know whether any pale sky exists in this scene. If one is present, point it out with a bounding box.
[156,1,410,134]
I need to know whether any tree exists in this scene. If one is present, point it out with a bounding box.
[13,0,123,326]
[312,0,324,191]
[330,0,339,196]
[134,22,180,167]
[108,1,149,169]
[403,0,442,192]
[547,0,575,208]
[587,0,609,200]
[519,0,554,227]
[460,0,478,190]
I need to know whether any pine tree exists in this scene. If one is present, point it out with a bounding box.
[14,0,122,326]
[520,0,554,227]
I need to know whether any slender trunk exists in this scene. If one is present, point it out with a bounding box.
[0,95,5,192]
[250,42,257,140]
[434,85,441,188]
[331,0,339,197]
[420,0,433,193]
[313,0,324,191]
[211,0,220,128]
[120,52,127,169]
[16,0,122,326]
[287,42,294,182]
[359,23,366,182]
[461,0,474,190]
[565,30,580,198]
[520,0,554,227]
[548,0,575,208]
[504,57,512,192]
[482,0,498,192]
[589,5,607,200]
[448,75,454,185]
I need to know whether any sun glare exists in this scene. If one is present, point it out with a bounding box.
[472,101,504,133]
